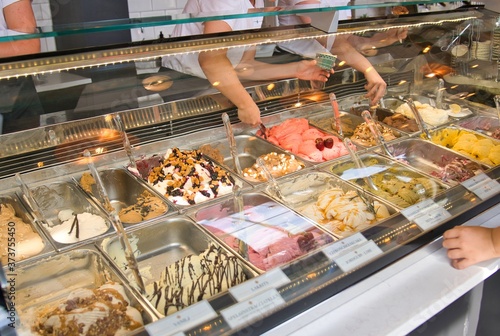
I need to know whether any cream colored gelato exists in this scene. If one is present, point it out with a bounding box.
[44,210,109,244]
[395,101,449,126]
[299,188,390,237]
[242,152,305,182]
[32,281,143,335]
[0,203,44,264]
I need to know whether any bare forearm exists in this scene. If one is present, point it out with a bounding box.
[0,40,40,57]
[491,227,500,257]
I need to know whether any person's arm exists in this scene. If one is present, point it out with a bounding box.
[330,35,386,105]
[442,226,500,269]
[1,0,40,57]
[198,20,262,125]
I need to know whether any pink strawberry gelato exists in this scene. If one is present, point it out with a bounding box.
[258,118,353,162]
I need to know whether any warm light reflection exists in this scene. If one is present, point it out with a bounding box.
[267,83,275,91]
[338,60,346,66]
[471,64,479,69]
[294,102,302,108]
[307,272,317,280]
[37,162,44,168]
[423,46,431,53]
[365,66,374,73]
[94,147,106,155]
[425,73,436,78]
[104,114,113,123]
[466,92,476,98]
[203,325,212,331]
[451,85,458,89]
[398,80,407,85]
[212,81,220,87]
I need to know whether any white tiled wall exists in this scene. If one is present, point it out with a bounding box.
[30,0,189,52]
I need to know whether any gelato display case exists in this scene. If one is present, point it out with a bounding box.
[1,1,500,335]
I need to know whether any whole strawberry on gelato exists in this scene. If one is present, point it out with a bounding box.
[257,118,355,162]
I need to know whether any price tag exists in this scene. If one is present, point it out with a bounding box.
[461,173,500,200]
[401,198,452,231]
[229,268,290,302]
[322,232,368,261]
[221,289,286,329]
[145,300,217,336]
[333,240,383,272]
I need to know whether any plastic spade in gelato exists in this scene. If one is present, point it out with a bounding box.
[361,110,396,157]
[222,112,242,174]
[329,92,344,138]
[83,150,146,295]
[405,97,431,139]
[113,114,137,171]
[343,138,379,192]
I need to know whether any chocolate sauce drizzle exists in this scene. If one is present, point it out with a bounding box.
[149,244,248,316]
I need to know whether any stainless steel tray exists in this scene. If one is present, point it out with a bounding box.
[11,248,156,333]
[190,192,336,273]
[274,171,399,238]
[426,126,500,167]
[128,148,249,208]
[307,110,406,147]
[375,138,489,186]
[0,193,53,265]
[99,215,257,317]
[74,168,172,226]
[324,153,449,209]
[198,134,311,185]
[456,115,500,139]
[26,180,113,250]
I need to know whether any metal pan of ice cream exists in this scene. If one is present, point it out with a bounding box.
[275,171,398,238]
[26,180,113,250]
[12,248,155,335]
[456,115,500,140]
[425,126,500,167]
[374,138,489,186]
[325,153,449,209]
[198,135,310,185]
[191,192,336,273]
[127,147,248,208]
[75,168,171,226]
[254,117,356,164]
[351,95,458,130]
[307,110,405,148]
[99,216,257,318]
[0,193,52,266]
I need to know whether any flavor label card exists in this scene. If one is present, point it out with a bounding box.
[322,232,368,261]
[333,240,383,273]
[461,173,500,200]
[401,198,452,231]
[229,268,291,302]
[221,289,286,329]
[145,300,217,336]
